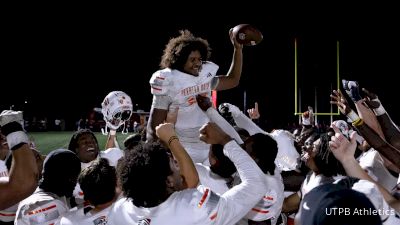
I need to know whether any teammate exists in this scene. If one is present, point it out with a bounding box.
[146,28,244,163]
[0,110,38,210]
[109,122,267,224]
[59,158,118,225]
[15,149,81,225]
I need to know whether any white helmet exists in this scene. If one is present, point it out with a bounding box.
[101,91,133,130]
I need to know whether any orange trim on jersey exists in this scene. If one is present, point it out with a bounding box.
[152,87,162,91]
[251,208,269,214]
[0,212,16,216]
[156,76,165,80]
[210,212,218,220]
[198,188,209,208]
[27,204,57,215]
[79,191,84,196]
[263,196,274,201]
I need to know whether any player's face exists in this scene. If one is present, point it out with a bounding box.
[183,50,202,76]
[76,133,99,163]
[301,138,319,171]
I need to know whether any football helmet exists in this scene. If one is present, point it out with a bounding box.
[101,91,133,130]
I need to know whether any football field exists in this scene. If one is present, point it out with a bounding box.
[28,132,131,155]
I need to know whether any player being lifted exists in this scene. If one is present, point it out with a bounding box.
[147,28,244,164]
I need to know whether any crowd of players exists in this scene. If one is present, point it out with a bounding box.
[1,27,400,225]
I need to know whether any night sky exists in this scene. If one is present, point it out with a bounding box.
[2,6,400,129]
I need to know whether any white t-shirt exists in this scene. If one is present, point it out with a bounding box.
[59,204,113,225]
[357,148,398,191]
[15,189,69,225]
[108,140,267,225]
[150,62,219,163]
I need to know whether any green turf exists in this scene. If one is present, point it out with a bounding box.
[28,132,130,155]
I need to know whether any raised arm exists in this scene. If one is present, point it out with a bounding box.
[342,80,385,139]
[214,28,243,91]
[331,89,400,168]
[363,87,400,149]
[329,125,400,211]
[156,122,199,188]
[196,95,243,144]
[0,110,39,209]
[199,122,267,225]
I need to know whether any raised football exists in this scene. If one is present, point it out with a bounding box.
[232,24,263,46]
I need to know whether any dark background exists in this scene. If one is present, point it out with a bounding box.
[2,5,399,130]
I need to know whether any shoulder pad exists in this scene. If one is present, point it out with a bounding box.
[201,61,219,78]
[149,69,173,95]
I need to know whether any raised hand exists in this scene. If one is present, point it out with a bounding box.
[342,79,362,102]
[247,102,260,119]
[155,123,176,144]
[199,122,231,145]
[196,94,212,111]
[362,88,381,109]
[330,89,352,115]
[329,124,357,163]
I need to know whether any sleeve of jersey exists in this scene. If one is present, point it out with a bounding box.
[212,141,267,225]
[149,71,172,96]
[202,62,220,90]
[232,111,268,136]
[244,190,278,221]
[205,108,243,144]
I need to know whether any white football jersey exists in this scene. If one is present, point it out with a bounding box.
[150,62,219,163]
[357,148,398,191]
[195,163,230,195]
[108,140,267,225]
[0,159,8,178]
[59,204,113,225]
[0,177,18,222]
[73,148,123,207]
[244,172,284,223]
[270,129,300,171]
[15,188,69,225]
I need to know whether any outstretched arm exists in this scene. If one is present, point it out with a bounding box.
[363,88,400,149]
[0,111,39,210]
[329,125,400,211]
[331,89,400,168]
[156,123,199,188]
[215,28,243,91]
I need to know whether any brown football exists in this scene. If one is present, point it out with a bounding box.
[232,24,263,46]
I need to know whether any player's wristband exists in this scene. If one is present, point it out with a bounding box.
[352,118,364,127]
[373,105,386,116]
[110,130,116,135]
[7,131,29,151]
[168,135,179,147]
[346,110,360,122]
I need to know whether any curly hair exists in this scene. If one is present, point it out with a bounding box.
[160,30,211,70]
[79,158,116,206]
[118,141,173,207]
[314,133,346,177]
